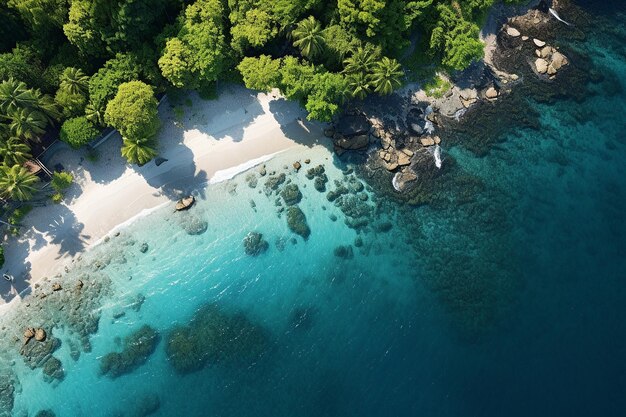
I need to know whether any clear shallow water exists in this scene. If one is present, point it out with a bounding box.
[3,2,626,416]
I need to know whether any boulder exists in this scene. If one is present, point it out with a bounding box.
[485,87,499,99]
[522,35,529,41]
[52,283,62,292]
[535,58,549,74]
[533,38,546,47]
[551,52,568,70]
[304,159,311,164]
[175,196,195,211]
[139,242,149,253]
[292,161,301,171]
[434,136,441,145]
[35,328,46,342]
[397,152,411,166]
[540,46,552,58]
[154,157,168,167]
[420,137,435,147]
[243,232,269,256]
[334,134,369,152]
[547,64,557,75]
[506,26,521,37]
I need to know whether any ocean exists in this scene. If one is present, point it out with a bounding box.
[1,1,625,416]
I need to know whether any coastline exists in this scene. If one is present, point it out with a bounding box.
[0,0,564,307]
[1,85,327,307]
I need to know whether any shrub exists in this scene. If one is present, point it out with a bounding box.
[60,116,100,148]
[51,171,73,193]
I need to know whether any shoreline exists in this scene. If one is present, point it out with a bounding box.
[1,85,327,307]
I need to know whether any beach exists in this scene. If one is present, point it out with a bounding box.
[0,84,328,307]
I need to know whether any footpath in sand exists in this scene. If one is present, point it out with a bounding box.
[0,84,327,306]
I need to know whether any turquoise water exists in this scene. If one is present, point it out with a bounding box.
[3,2,626,416]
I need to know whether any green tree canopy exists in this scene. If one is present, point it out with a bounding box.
[292,16,325,60]
[158,0,227,90]
[104,81,160,142]
[0,163,39,201]
[237,55,282,92]
[59,116,100,148]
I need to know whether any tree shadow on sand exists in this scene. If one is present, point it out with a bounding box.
[0,238,33,303]
[268,98,328,149]
[30,204,90,259]
[179,86,264,143]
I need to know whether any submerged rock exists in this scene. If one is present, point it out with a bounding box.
[35,411,56,417]
[333,245,354,260]
[42,356,64,382]
[280,184,302,206]
[181,215,208,235]
[286,206,310,240]
[165,303,268,374]
[100,325,160,378]
[243,232,269,256]
[264,173,286,193]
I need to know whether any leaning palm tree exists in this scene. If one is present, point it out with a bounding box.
[0,137,32,166]
[348,72,371,100]
[59,67,90,96]
[121,137,158,165]
[343,44,379,75]
[9,108,48,141]
[0,78,37,116]
[31,89,62,125]
[369,57,404,95]
[292,16,325,59]
[0,164,39,201]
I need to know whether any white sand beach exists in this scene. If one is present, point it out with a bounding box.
[0,84,328,306]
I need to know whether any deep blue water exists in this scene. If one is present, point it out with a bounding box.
[2,2,626,416]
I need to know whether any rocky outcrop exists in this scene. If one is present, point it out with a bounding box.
[165,303,267,374]
[333,245,354,260]
[100,325,160,378]
[286,206,310,239]
[243,232,269,256]
[280,184,302,206]
[334,114,370,137]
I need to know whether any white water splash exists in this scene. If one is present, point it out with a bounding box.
[392,172,402,192]
[424,120,435,135]
[549,8,572,26]
[433,145,442,169]
[454,108,467,121]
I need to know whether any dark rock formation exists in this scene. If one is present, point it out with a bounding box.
[264,173,286,193]
[286,206,310,240]
[280,184,302,206]
[333,245,354,260]
[243,232,269,256]
[42,357,64,382]
[100,325,160,378]
[165,304,268,374]
[335,114,371,137]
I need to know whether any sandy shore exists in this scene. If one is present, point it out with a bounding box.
[0,84,327,306]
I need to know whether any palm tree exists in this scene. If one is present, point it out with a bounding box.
[348,72,371,100]
[32,89,62,125]
[9,108,48,140]
[0,164,39,201]
[0,78,36,116]
[59,67,90,96]
[292,16,325,59]
[369,57,404,95]
[343,44,379,75]
[0,137,32,166]
[121,138,158,165]
[85,102,105,126]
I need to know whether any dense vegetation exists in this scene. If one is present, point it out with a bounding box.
[0,0,520,204]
